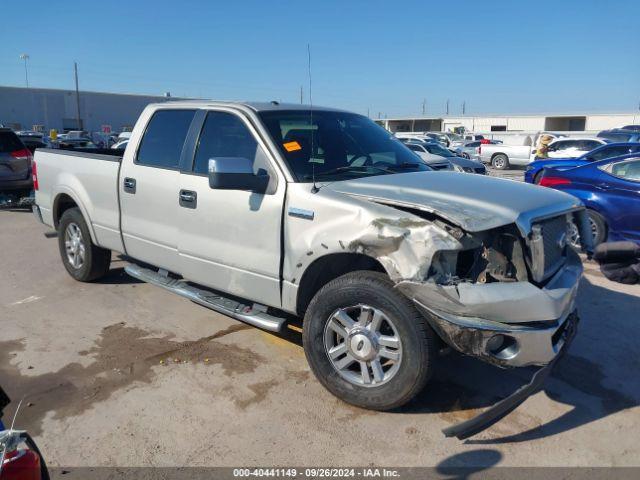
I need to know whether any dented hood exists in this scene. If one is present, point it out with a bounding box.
[326,171,582,233]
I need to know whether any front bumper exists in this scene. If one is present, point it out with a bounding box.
[417,303,577,368]
[397,248,582,367]
[442,311,578,439]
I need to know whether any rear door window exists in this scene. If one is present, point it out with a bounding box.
[136,110,196,168]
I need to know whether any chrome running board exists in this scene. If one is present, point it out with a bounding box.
[125,264,286,332]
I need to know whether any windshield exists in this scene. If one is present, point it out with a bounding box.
[259,110,430,182]
[424,143,455,157]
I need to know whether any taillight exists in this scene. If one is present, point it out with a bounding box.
[539,176,571,188]
[10,149,32,161]
[1,449,42,480]
[32,160,39,191]
[478,145,482,155]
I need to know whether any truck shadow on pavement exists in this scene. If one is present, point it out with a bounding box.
[95,266,144,285]
[398,276,640,442]
[436,449,503,476]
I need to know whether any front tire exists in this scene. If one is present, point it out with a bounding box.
[303,271,436,411]
[492,154,510,170]
[58,207,111,282]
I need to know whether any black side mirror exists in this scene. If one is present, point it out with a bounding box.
[208,157,269,193]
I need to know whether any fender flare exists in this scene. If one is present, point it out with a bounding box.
[52,186,99,245]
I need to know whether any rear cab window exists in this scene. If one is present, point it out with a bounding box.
[136,109,196,168]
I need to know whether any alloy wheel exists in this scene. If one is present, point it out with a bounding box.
[323,304,402,387]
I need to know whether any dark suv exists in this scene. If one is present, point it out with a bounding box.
[0,128,33,195]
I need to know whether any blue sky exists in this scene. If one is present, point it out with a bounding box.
[1,0,638,117]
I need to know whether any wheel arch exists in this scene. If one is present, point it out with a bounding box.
[52,189,98,244]
[294,252,387,317]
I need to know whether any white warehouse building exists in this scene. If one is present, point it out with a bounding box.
[375,113,640,135]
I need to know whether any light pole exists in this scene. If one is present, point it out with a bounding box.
[19,54,30,87]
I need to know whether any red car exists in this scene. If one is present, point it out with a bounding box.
[0,388,48,480]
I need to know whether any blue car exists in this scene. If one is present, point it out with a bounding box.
[538,153,640,246]
[525,142,640,184]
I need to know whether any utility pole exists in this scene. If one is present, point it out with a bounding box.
[74,62,83,130]
[19,54,30,87]
[422,99,426,116]
[300,85,303,104]
[367,107,370,118]
[462,100,466,115]
[445,99,450,115]
[378,112,381,119]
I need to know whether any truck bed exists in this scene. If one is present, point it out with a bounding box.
[34,148,125,253]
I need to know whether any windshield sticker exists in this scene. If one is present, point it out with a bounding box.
[283,141,302,152]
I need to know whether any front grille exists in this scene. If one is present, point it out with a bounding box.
[529,215,569,282]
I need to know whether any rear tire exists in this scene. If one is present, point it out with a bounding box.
[588,210,608,247]
[492,154,510,170]
[58,207,111,282]
[303,271,436,411]
[533,171,544,184]
[568,209,608,249]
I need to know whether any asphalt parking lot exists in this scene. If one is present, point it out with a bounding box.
[1,168,639,468]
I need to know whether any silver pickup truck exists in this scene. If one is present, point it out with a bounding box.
[33,101,592,438]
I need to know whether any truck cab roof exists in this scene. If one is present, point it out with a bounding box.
[148,100,348,113]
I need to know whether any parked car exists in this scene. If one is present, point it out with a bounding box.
[525,142,640,184]
[404,142,454,171]
[621,125,640,132]
[406,141,486,174]
[454,140,483,160]
[436,132,464,147]
[0,128,32,195]
[0,386,49,480]
[58,139,99,150]
[66,130,90,140]
[543,138,609,159]
[538,153,640,246]
[597,128,640,143]
[481,135,606,170]
[462,133,485,142]
[111,139,129,150]
[16,131,50,153]
[33,101,590,438]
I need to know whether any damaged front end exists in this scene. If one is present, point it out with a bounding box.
[319,174,590,438]
[394,209,590,368]
[388,208,589,439]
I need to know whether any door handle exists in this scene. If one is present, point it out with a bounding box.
[179,190,197,209]
[123,177,136,194]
